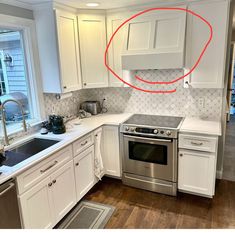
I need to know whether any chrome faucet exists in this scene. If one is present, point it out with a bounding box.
[0,99,27,145]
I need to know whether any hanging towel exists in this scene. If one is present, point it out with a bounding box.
[94,129,104,180]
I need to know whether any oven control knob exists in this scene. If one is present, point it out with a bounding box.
[166,130,172,136]
[153,129,159,134]
[125,126,129,131]
[130,127,135,132]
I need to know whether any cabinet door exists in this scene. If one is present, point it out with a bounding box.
[50,160,76,222]
[55,10,82,92]
[102,125,121,177]
[107,16,126,87]
[19,177,54,229]
[74,145,95,201]
[78,14,109,88]
[185,1,229,88]
[178,150,216,196]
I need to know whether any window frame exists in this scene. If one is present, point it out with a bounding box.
[0,50,9,95]
[0,13,45,136]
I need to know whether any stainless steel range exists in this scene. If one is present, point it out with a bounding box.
[120,114,184,196]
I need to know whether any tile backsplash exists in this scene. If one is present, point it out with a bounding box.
[44,69,223,121]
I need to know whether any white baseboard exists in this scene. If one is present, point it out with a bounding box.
[216,170,223,179]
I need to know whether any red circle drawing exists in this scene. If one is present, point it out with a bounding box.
[104,7,213,94]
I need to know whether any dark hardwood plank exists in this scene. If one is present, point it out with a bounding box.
[83,177,235,229]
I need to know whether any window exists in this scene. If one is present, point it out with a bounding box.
[0,14,45,137]
[0,29,32,122]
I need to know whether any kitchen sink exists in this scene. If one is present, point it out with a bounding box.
[1,138,60,167]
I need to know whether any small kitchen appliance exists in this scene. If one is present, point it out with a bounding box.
[120,114,184,196]
[49,115,66,134]
[80,101,102,115]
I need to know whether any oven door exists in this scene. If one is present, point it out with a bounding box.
[122,134,177,182]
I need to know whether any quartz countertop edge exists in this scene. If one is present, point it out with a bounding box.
[0,113,133,185]
[179,117,222,136]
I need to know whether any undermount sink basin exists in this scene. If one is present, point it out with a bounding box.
[1,138,60,167]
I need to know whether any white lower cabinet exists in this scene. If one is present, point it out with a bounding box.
[102,125,121,177]
[178,150,216,197]
[19,161,76,229]
[50,161,76,222]
[19,176,54,229]
[74,145,95,202]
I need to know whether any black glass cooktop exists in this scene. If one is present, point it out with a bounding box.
[124,114,183,129]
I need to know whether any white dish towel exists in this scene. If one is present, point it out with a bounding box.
[94,129,104,180]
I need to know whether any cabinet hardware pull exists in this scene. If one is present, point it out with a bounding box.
[180,154,183,157]
[81,141,88,146]
[40,161,58,173]
[52,180,56,184]
[95,134,98,137]
[0,183,15,196]
[191,141,203,146]
[63,86,67,89]
[48,182,53,187]
[84,83,87,86]
[75,162,79,166]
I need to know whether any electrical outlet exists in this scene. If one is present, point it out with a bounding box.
[198,98,205,108]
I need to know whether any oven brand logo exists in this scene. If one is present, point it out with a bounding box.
[104,8,213,94]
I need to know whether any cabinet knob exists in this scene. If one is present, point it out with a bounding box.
[84,83,87,86]
[63,86,67,89]
[75,162,79,166]
[48,182,53,187]
[52,180,56,184]
[180,154,183,157]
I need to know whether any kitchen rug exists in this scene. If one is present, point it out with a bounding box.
[56,201,115,229]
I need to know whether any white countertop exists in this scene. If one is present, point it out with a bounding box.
[0,113,133,185]
[179,117,222,136]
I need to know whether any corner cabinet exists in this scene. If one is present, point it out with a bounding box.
[184,0,229,88]
[34,5,82,93]
[73,145,95,202]
[78,13,109,89]
[101,125,121,177]
[106,13,131,87]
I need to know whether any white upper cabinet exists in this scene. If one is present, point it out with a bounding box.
[107,13,130,87]
[78,13,109,89]
[121,8,186,70]
[184,0,229,88]
[34,5,82,93]
[55,10,82,92]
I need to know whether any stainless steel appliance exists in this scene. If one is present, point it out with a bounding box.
[120,114,184,196]
[80,101,102,115]
[0,179,22,228]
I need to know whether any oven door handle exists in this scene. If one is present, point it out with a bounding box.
[123,134,172,143]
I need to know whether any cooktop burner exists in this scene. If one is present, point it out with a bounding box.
[124,114,183,129]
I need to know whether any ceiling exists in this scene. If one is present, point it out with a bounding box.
[15,0,168,9]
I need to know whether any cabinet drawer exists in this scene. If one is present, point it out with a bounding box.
[17,145,73,195]
[179,134,218,153]
[73,133,94,157]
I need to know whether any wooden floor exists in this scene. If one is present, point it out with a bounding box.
[223,115,235,181]
[84,177,235,229]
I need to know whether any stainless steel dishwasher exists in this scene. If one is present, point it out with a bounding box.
[0,179,22,228]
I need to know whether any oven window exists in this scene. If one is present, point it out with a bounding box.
[129,141,167,165]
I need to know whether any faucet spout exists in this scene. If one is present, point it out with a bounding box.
[0,99,27,145]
